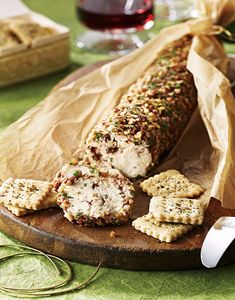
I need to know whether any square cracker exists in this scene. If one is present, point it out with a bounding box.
[140,169,204,198]
[0,178,53,210]
[4,205,34,217]
[9,22,55,46]
[132,214,193,243]
[4,191,57,217]
[149,196,205,225]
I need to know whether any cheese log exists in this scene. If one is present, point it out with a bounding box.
[56,160,135,226]
[86,35,197,178]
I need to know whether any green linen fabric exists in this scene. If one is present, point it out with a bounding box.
[1,231,235,300]
[0,0,235,299]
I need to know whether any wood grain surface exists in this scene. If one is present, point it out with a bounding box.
[0,58,234,271]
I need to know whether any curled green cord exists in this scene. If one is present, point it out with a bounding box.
[0,244,61,275]
[0,244,101,297]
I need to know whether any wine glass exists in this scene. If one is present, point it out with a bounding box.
[154,0,199,21]
[76,0,155,55]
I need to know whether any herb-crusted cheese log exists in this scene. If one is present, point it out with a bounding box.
[55,160,135,226]
[86,35,197,178]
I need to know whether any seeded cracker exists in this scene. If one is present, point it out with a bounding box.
[149,196,205,225]
[132,214,193,243]
[0,178,53,210]
[140,169,204,198]
[3,191,57,216]
[3,205,34,217]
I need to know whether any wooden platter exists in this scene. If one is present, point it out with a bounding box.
[0,58,235,271]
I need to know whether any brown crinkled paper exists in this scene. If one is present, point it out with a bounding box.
[0,0,234,208]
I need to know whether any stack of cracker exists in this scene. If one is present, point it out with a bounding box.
[7,21,55,47]
[133,170,205,243]
[0,178,57,216]
[0,20,56,52]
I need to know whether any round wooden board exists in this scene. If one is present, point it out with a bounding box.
[0,58,235,271]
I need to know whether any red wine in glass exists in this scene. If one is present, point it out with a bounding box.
[77,0,154,32]
[76,0,155,54]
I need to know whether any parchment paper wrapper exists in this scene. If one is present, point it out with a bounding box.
[0,0,234,207]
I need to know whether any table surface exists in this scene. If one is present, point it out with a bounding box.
[0,0,235,299]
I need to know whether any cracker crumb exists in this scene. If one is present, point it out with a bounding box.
[110,230,116,239]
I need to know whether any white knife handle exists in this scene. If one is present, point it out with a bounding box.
[201,217,235,268]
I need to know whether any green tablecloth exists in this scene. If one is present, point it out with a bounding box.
[0,1,235,299]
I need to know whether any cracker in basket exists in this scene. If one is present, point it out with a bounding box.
[4,191,57,216]
[149,196,205,225]
[132,214,193,243]
[9,22,55,46]
[140,169,204,198]
[0,23,21,49]
[0,178,53,210]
